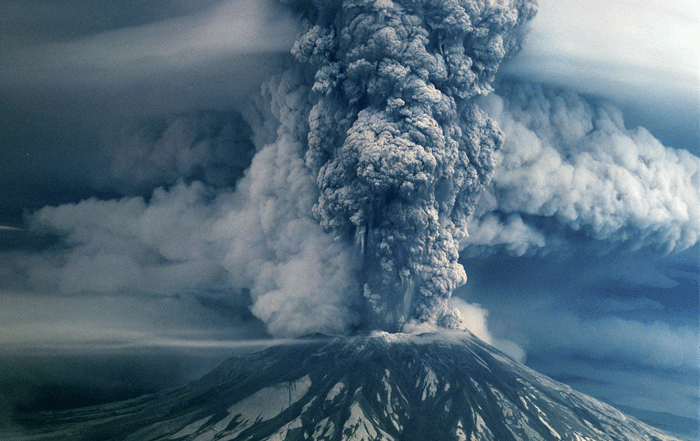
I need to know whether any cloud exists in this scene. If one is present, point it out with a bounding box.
[0,290,266,348]
[448,297,526,363]
[0,1,226,45]
[537,315,699,371]
[497,0,700,153]
[0,226,22,231]
[14,174,360,338]
[462,82,700,255]
[1,0,298,87]
[212,69,364,337]
[500,0,699,111]
[0,0,299,128]
[481,290,700,373]
[293,0,537,331]
[24,181,231,296]
[101,110,256,191]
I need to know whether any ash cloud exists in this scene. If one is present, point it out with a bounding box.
[291,0,537,331]
[8,0,539,338]
[8,0,697,342]
[102,110,256,192]
[1,1,696,426]
[462,82,700,255]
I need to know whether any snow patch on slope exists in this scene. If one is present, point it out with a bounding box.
[456,419,467,441]
[326,381,345,402]
[196,375,311,441]
[343,402,394,441]
[421,365,439,401]
[311,417,334,440]
[528,399,561,440]
[491,387,546,441]
[266,417,302,441]
[169,415,211,439]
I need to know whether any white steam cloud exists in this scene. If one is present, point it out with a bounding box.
[463,82,700,255]
[27,182,230,295]
[215,69,363,336]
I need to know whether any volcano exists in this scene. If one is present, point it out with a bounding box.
[10,332,681,441]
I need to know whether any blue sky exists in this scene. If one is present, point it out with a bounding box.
[0,0,697,437]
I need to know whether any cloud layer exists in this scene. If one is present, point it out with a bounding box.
[462,82,700,255]
[1,0,298,87]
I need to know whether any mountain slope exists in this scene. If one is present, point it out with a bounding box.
[9,332,682,441]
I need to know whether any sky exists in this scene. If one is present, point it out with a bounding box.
[0,0,698,438]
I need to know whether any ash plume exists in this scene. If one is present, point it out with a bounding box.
[18,0,538,338]
[286,0,537,331]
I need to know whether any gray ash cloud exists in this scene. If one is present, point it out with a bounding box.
[285,0,537,331]
[17,0,537,337]
[13,1,698,340]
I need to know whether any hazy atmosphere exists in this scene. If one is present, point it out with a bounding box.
[0,0,698,436]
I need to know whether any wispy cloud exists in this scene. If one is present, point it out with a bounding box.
[0,290,268,348]
[500,0,700,153]
[0,226,23,231]
[1,0,298,88]
[502,0,699,105]
[526,314,699,371]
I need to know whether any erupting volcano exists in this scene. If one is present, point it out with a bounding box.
[12,333,684,440]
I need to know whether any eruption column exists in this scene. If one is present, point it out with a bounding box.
[282,0,536,332]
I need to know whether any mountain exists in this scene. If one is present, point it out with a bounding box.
[6,332,683,441]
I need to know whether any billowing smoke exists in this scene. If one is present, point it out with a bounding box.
[102,111,256,192]
[13,1,697,343]
[462,82,700,256]
[215,68,364,337]
[16,0,538,338]
[287,0,537,331]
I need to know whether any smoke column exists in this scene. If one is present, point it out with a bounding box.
[21,0,538,338]
[276,0,537,332]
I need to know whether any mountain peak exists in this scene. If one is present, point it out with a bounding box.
[12,332,683,441]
